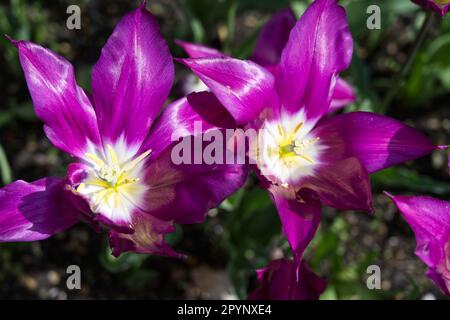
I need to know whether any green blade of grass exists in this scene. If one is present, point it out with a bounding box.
[0,144,12,185]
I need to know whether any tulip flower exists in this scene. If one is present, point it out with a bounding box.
[176,7,356,111]
[178,0,443,268]
[249,259,326,300]
[386,193,450,297]
[0,3,246,257]
[412,0,450,16]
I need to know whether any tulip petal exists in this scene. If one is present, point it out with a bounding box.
[0,177,79,242]
[9,38,101,158]
[276,0,353,123]
[313,112,437,174]
[142,146,247,224]
[176,40,226,58]
[248,259,327,300]
[329,78,356,112]
[426,268,450,297]
[109,211,182,258]
[139,92,236,160]
[249,7,355,110]
[269,187,321,260]
[302,157,373,212]
[92,3,174,147]
[177,57,279,125]
[386,194,450,297]
[251,8,296,69]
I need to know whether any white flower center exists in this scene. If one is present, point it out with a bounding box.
[76,143,151,224]
[255,112,321,187]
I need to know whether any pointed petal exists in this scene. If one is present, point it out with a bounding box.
[176,40,226,58]
[386,194,449,268]
[276,0,353,123]
[248,259,327,300]
[269,187,321,260]
[142,146,247,224]
[177,57,279,125]
[0,177,79,242]
[386,193,450,297]
[303,157,373,212]
[426,269,450,297]
[329,78,356,111]
[313,112,437,174]
[9,39,101,158]
[92,3,174,147]
[139,92,235,160]
[250,8,296,68]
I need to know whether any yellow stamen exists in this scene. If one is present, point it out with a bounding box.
[106,144,120,167]
[85,153,105,167]
[277,124,284,137]
[84,178,110,189]
[292,122,303,136]
[122,149,152,172]
[298,154,314,163]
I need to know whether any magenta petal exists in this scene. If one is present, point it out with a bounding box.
[249,7,355,111]
[276,0,353,123]
[177,57,279,125]
[303,157,373,212]
[386,193,450,297]
[313,112,437,174]
[250,8,296,69]
[109,211,182,258]
[139,92,235,160]
[0,178,79,242]
[176,40,226,58]
[142,146,247,224]
[249,259,326,300]
[329,78,356,112]
[427,269,450,297]
[269,187,321,260]
[9,39,101,158]
[92,3,174,147]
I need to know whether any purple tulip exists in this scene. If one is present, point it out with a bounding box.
[178,0,443,266]
[248,259,326,300]
[0,3,247,257]
[386,193,450,297]
[177,7,356,111]
[412,0,450,16]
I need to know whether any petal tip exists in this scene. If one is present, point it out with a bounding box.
[5,34,18,46]
[174,57,190,66]
[383,191,395,200]
[139,0,148,10]
[174,39,185,47]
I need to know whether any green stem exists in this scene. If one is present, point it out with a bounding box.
[380,11,435,113]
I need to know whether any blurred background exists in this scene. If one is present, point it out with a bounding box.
[0,0,449,299]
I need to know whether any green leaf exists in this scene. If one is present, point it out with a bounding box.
[99,239,148,273]
[372,167,450,195]
[0,144,12,185]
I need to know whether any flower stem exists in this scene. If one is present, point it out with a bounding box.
[380,11,435,113]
